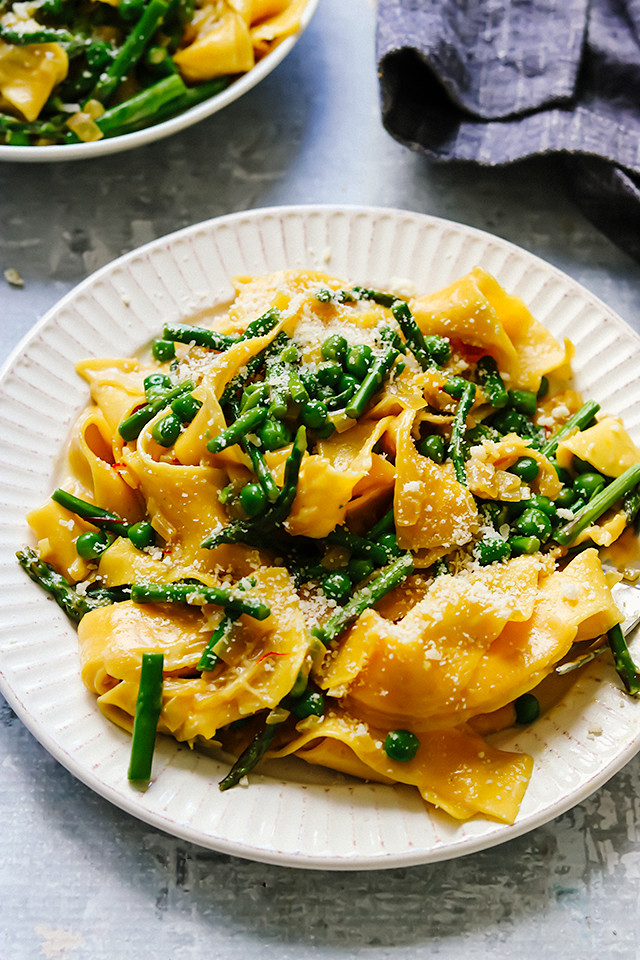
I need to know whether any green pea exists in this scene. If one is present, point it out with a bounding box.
[151,338,176,362]
[514,693,540,724]
[573,472,606,501]
[508,390,538,416]
[151,413,182,447]
[347,558,375,583]
[513,506,553,540]
[417,434,446,463]
[289,689,325,720]
[239,482,267,518]
[508,535,541,556]
[443,377,467,399]
[474,537,511,565]
[85,40,113,70]
[338,373,359,394]
[345,343,373,380]
[125,521,154,550]
[171,393,202,423]
[316,361,343,388]
[144,373,171,396]
[279,343,300,364]
[555,487,578,509]
[300,370,319,397]
[527,494,557,518]
[301,399,328,430]
[384,729,420,763]
[490,409,530,435]
[509,456,539,482]
[377,532,401,557]
[322,571,352,604]
[76,530,110,560]
[258,419,291,451]
[321,334,348,362]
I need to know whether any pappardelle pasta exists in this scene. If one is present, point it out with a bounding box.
[20,267,640,824]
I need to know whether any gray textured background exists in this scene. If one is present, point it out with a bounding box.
[2,1,640,956]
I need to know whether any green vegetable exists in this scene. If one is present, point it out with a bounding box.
[391,300,432,370]
[513,506,553,540]
[127,521,156,550]
[118,379,195,441]
[450,381,476,485]
[345,345,398,420]
[258,418,291,451]
[130,581,271,620]
[508,535,541,556]
[17,548,127,624]
[162,322,238,352]
[90,0,171,106]
[321,334,348,362]
[508,390,538,416]
[197,614,237,672]
[509,456,539,482]
[218,714,282,791]
[151,337,175,362]
[322,571,352,604]
[207,406,268,454]
[540,400,600,458]
[76,530,111,560]
[311,553,414,646]
[239,482,267,518]
[573,472,606,501]
[607,623,640,696]
[514,693,540,724]
[473,537,511,565]
[383,729,420,762]
[51,489,130,537]
[286,689,325,719]
[554,464,640,546]
[344,344,373,380]
[476,355,508,408]
[128,652,164,782]
[171,392,202,423]
[151,412,182,446]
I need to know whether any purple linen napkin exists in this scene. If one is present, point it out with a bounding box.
[376,0,640,262]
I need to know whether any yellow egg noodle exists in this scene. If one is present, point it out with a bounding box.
[0,0,306,143]
[21,267,640,824]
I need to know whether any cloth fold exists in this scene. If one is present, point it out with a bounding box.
[376,0,640,263]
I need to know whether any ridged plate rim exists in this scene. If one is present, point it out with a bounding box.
[1,203,640,870]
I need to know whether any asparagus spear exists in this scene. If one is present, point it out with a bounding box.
[162,322,239,351]
[51,489,130,536]
[554,464,640,546]
[311,553,414,646]
[540,400,600,458]
[130,581,271,620]
[391,300,432,370]
[476,355,509,408]
[607,623,640,696]
[200,426,307,549]
[128,652,164,781]
[118,379,195,441]
[197,614,237,671]
[450,381,476,485]
[206,406,268,454]
[344,344,398,420]
[90,0,171,106]
[17,548,127,624]
[218,714,282,791]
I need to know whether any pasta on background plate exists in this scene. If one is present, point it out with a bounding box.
[20,266,640,825]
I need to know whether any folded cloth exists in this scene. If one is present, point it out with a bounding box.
[376,0,640,263]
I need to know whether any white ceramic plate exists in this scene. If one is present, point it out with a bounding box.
[2,205,640,870]
[0,0,319,163]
